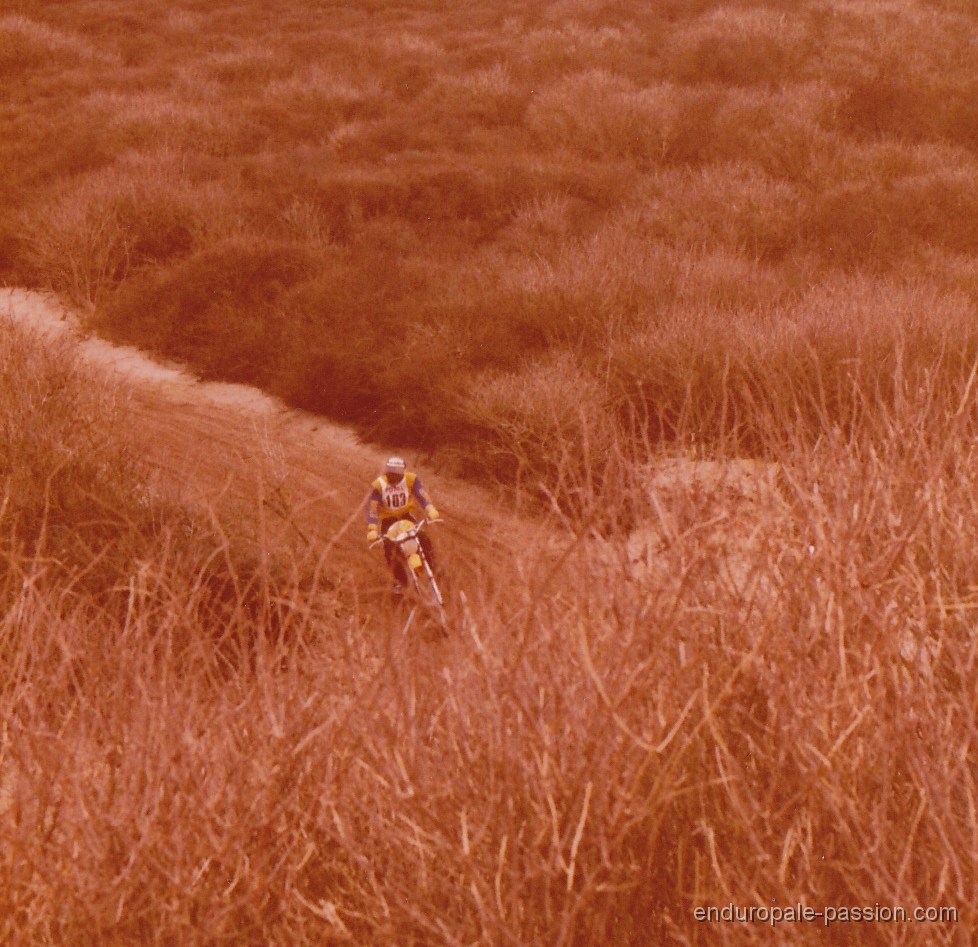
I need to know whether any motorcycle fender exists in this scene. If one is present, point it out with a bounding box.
[407,552,423,572]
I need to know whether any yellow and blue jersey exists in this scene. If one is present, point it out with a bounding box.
[366,472,436,528]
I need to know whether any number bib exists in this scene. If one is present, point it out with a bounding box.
[382,483,409,511]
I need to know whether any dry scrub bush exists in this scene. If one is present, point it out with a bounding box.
[507,193,578,242]
[663,6,812,87]
[200,44,286,89]
[86,89,233,153]
[163,8,203,34]
[820,3,978,151]
[496,227,673,345]
[265,68,382,111]
[518,21,649,77]
[423,64,526,128]
[610,273,978,452]
[459,352,619,496]
[97,239,317,385]
[708,85,831,181]
[382,30,444,59]
[526,72,822,174]
[806,157,978,261]
[20,155,243,309]
[914,247,978,309]
[502,219,792,343]
[280,199,333,248]
[0,14,117,70]
[526,71,719,165]
[0,316,313,622]
[19,191,129,311]
[0,569,349,943]
[0,318,156,595]
[629,162,806,261]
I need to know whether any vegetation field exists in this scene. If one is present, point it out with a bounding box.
[2,0,978,943]
[4,0,978,478]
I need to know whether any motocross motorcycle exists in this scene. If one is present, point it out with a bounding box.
[373,518,446,626]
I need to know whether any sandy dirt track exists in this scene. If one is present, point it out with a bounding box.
[0,288,498,595]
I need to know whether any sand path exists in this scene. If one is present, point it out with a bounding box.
[0,288,498,593]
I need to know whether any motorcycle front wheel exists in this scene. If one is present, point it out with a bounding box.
[415,559,447,630]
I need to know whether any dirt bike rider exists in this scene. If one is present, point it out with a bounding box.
[365,456,441,590]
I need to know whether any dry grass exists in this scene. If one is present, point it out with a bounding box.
[0,14,118,67]
[3,2,978,937]
[1,297,976,943]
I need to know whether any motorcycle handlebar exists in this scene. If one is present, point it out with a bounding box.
[371,517,441,548]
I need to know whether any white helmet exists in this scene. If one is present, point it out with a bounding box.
[384,456,406,481]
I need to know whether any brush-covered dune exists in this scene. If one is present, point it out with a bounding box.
[1,286,975,943]
[2,0,978,942]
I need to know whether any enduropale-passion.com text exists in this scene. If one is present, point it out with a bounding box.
[693,903,958,928]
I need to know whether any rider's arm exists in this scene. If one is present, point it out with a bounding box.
[365,487,382,541]
[411,476,440,520]
[365,486,383,527]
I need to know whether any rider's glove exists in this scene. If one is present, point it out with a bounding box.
[366,528,379,546]
[426,506,441,522]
